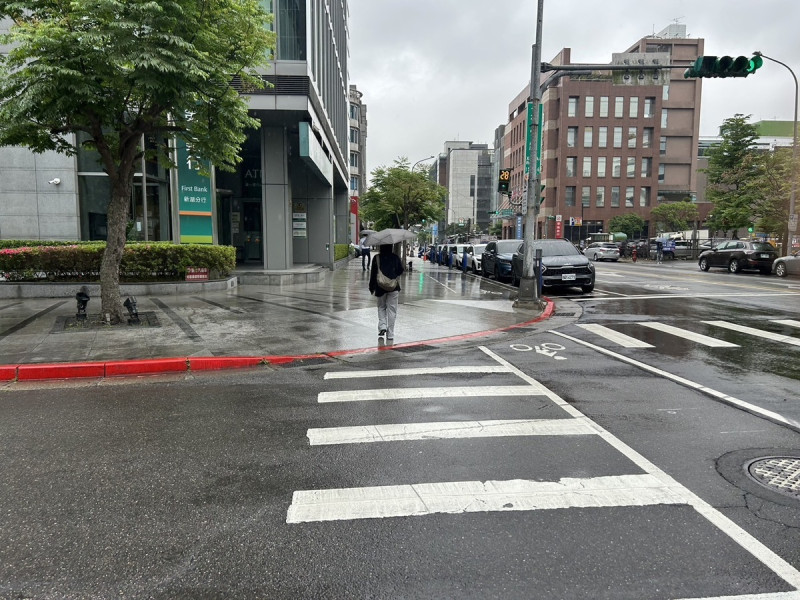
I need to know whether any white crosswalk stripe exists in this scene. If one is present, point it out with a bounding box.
[637,322,739,347]
[705,320,800,346]
[772,319,800,329]
[307,418,596,445]
[317,384,547,403]
[576,323,653,348]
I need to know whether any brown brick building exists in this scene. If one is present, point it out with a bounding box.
[500,24,710,242]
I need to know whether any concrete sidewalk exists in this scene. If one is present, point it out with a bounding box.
[0,257,550,380]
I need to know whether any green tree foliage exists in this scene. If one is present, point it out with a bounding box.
[0,0,275,321]
[649,201,700,233]
[703,114,760,236]
[608,213,646,238]
[743,147,793,248]
[360,158,446,232]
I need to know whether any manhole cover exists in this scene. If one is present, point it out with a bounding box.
[747,457,800,500]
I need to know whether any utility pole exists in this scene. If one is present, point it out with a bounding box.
[517,0,544,306]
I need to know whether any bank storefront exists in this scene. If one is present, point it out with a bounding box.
[72,116,349,269]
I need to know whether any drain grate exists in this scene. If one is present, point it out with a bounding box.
[747,457,800,500]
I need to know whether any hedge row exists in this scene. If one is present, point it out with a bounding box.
[0,242,236,282]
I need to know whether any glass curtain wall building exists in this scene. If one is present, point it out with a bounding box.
[1,2,351,271]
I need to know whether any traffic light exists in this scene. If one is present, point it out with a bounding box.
[498,168,511,193]
[684,55,763,78]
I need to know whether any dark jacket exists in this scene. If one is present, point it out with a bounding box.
[369,245,405,297]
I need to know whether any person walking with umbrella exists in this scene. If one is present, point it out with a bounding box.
[359,232,372,271]
[369,244,405,340]
[365,229,413,340]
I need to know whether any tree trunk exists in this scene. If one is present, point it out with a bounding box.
[100,176,132,324]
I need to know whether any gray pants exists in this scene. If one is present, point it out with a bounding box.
[377,291,399,338]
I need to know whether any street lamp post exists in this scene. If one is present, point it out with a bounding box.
[412,156,435,172]
[754,51,798,249]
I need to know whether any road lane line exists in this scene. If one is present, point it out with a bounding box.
[324,366,510,379]
[704,321,800,347]
[317,385,546,403]
[675,592,800,600]
[576,323,654,348]
[481,344,800,590]
[637,322,739,347]
[286,474,689,523]
[570,291,800,302]
[307,418,596,445]
[772,319,800,329]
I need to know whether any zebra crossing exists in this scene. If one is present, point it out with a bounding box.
[575,318,800,350]
[284,346,800,597]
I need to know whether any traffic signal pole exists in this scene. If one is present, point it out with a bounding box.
[517,0,544,307]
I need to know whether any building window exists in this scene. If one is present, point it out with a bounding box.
[611,186,620,207]
[660,136,667,155]
[612,157,621,178]
[350,176,359,191]
[613,127,622,148]
[644,97,655,118]
[567,126,578,148]
[584,126,593,148]
[629,97,639,118]
[658,164,665,183]
[350,152,359,168]
[583,157,592,177]
[565,186,577,207]
[582,186,591,207]
[626,157,635,178]
[662,85,670,101]
[625,187,635,207]
[597,156,607,178]
[595,186,605,207]
[568,96,579,117]
[599,96,609,118]
[640,186,651,207]
[349,127,360,144]
[628,127,637,149]
[585,96,594,118]
[614,97,624,118]
[349,104,360,121]
[641,157,652,178]
[598,126,608,148]
[643,127,654,148]
[566,156,577,177]
[661,109,668,129]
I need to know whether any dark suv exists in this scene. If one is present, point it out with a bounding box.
[698,240,777,274]
[511,239,595,293]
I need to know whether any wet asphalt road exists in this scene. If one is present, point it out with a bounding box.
[1,259,799,598]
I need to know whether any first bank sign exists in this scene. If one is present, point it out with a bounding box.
[177,139,214,244]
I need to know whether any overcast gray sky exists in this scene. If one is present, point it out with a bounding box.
[347,0,800,179]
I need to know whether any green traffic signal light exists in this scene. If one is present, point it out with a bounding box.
[684,55,764,79]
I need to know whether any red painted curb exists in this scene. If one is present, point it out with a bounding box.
[0,365,18,381]
[105,358,188,377]
[264,354,329,365]
[16,362,106,381]
[189,356,265,371]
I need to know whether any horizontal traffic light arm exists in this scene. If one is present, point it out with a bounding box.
[540,63,690,73]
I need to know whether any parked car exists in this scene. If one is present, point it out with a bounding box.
[448,244,471,268]
[462,243,487,273]
[511,239,595,293]
[698,240,778,274]
[481,239,522,281]
[583,242,619,262]
[772,250,800,277]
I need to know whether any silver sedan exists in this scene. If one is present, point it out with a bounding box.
[772,250,800,277]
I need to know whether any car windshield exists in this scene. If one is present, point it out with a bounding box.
[531,241,581,257]
[497,240,522,253]
[750,242,775,252]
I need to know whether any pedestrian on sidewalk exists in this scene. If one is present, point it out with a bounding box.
[368,244,404,340]
[360,234,371,271]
